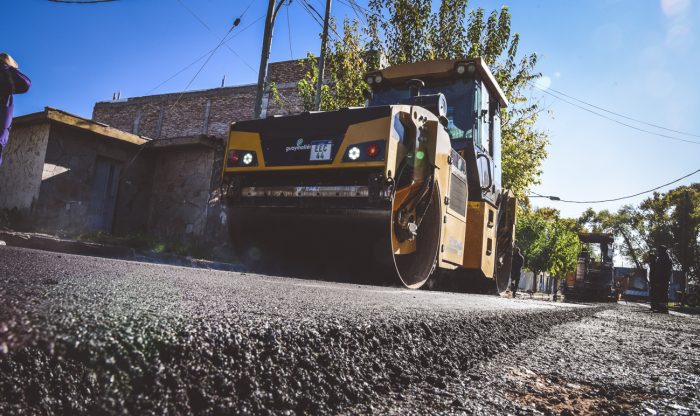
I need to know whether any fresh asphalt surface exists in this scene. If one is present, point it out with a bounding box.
[1,246,695,415]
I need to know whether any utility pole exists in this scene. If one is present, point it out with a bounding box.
[313,0,332,111]
[254,0,286,119]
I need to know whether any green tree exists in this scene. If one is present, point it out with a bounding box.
[579,183,700,286]
[296,19,369,111]
[516,208,580,292]
[547,218,580,283]
[305,0,549,199]
[578,206,647,269]
[516,208,549,281]
[638,184,700,283]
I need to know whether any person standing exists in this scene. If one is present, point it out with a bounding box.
[647,249,658,310]
[654,245,672,313]
[510,246,524,298]
[1,53,32,167]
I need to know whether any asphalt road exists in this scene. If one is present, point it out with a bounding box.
[0,246,671,415]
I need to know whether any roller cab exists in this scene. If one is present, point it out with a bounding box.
[221,58,515,291]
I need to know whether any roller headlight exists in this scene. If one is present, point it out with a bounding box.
[456,64,466,74]
[242,152,253,165]
[348,146,361,160]
[366,76,374,84]
[374,74,383,83]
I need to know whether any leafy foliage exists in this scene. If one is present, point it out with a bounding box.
[516,207,580,288]
[579,183,700,285]
[296,19,369,112]
[299,1,549,198]
[638,184,700,281]
[578,206,647,269]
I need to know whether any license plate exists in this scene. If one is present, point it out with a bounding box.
[310,140,332,161]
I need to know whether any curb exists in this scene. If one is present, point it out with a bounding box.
[0,230,245,273]
[0,230,134,258]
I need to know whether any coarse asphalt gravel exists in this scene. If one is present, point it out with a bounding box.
[1,247,612,415]
[350,305,700,415]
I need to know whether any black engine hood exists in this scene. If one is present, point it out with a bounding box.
[232,106,392,138]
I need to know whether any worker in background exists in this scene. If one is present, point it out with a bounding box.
[647,249,658,310]
[510,246,524,298]
[601,243,610,263]
[0,53,31,167]
[654,245,672,313]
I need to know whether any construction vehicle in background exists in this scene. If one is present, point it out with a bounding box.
[564,232,616,301]
[221,58,517,293]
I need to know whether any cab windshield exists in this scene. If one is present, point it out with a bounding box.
[369,79,475,143]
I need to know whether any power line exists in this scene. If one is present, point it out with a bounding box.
[174,0,257,75]
[48,0,117,3]
[531,83,700,146]
[286,1,294,59]
[543,85,700,139]
[532,166,700,204]
[145,14,264,95]
[298,0,343,43]
[337,0,367,26]
[297,0,324,28]
[238,0,256,19]
[166,6,263,110]
[344,0,390,27]
[167,25,237,111]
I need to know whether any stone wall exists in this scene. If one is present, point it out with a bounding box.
[92,59,310,140]
[0,123,50,211]
[145,140,220,243]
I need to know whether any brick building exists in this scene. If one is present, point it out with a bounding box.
[92,59,311,140]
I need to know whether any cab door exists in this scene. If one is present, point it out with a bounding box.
[474,82,497,205]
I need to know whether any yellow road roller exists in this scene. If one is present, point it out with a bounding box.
[221,58,516,292]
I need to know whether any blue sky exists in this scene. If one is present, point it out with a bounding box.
[4,0,699,220]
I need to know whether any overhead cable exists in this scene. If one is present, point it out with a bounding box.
[174,0,257,75]
[337,0,367,26]
[299,0,343,43]
[531,83,700,146]
[146,14,264,95]
[286,1,294,59]
[167,25,237,111]
[532,166,700,204]
[543,85,700,138]
[48,0,117,3]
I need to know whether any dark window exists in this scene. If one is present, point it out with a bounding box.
[369,80,476,146]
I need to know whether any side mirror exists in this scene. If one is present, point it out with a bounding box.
[407,79,425,97]
[477,153,493,191]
